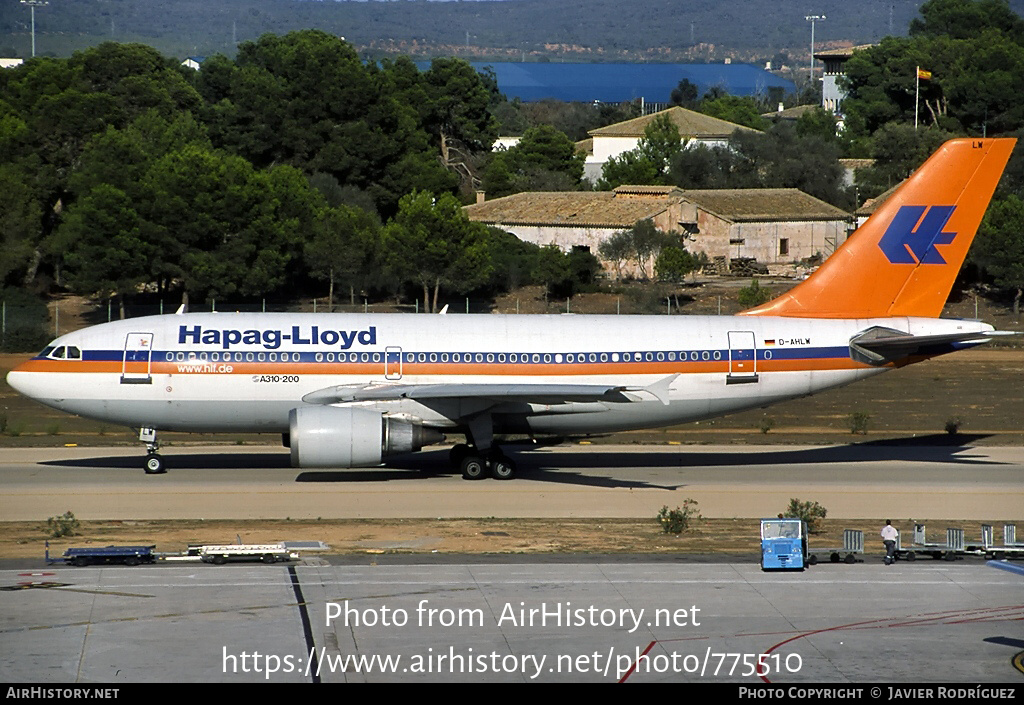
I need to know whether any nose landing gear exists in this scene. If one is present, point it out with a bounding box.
[139,427,166,474]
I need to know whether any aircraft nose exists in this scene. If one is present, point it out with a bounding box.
[6,362,40,400]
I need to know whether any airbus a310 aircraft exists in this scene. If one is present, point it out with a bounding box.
[6,138,1018,478]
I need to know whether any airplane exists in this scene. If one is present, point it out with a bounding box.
[6,137,1018,479]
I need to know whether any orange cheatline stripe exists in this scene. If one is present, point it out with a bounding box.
[13,357,871,377]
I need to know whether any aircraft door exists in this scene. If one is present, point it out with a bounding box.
[122,332,154,385]
[727,331,758,385]
[385,346,402,380]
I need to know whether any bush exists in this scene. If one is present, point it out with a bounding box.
[944,416,962,435]
[759,415,776,434]
[658,500,702,534]
[848,411,871,435]
[783,499,827,533]
[1,288,50,353]
[737,279,773,308]
[46,511,80,538]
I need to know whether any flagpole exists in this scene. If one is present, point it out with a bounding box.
[915,65,920,130]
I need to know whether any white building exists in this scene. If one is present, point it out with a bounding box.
[579,106,760,182]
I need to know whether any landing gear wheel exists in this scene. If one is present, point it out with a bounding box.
[144,453,165,474]
[490,455,516,480]
[460,455,487,480]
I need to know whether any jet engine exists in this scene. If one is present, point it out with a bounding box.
[288,406,443,468]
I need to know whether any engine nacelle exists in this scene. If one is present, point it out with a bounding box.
[288,406,443,468]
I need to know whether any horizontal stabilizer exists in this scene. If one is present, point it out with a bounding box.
[849,326,1015,365]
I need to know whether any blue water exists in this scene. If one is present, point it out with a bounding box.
[430,62,796,102]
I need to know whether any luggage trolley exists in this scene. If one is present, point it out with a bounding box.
[807,529,864,565]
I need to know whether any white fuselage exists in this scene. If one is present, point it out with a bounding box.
[6,312,992,437]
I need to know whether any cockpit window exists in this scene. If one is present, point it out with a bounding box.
[43,345,82,360]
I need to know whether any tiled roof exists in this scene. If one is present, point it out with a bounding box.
[465,186,852,227]
[814,44,875,59]
[762,104,820,120]
[682,188,852,222]
[588,106,759,139]
[839,158,875,170]
[465,191,670,228]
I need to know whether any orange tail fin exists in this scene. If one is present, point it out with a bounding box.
[740,138,1016,319]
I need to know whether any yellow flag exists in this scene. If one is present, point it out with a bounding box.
[917,68,932,80]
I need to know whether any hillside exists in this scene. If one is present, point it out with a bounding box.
[0,0,976,63]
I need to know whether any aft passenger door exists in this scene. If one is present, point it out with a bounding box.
[121,332,154,384]
[385,346,403,380]
[727,331,758,385]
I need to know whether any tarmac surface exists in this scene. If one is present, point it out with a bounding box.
[1,442,1022,520]
[3,442,1022,685]
[1,559,1022,684]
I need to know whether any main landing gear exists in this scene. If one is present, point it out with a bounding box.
[449,443,517,480]
[139,427,166,474]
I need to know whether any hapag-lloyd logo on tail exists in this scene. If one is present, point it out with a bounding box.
[877,205,957,264]
[178,325,376,350]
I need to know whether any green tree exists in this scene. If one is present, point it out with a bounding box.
[670,123,853,209]
[974,194,1024,314]
[532,244,571,301]
[422,57,498,153]
[699,95,767,130]
[480,227,542,293]
[305,205,380,309]
[54,184,152,318]
[909,0,1024,40]
[598,114,683,189]
[842,1,1024,140]
[855,123,956,200]
[656,245,707,283]
[598,221,678,280]
[482,124,583,197]
[0,162,44,288]
[383,191,493,312]
[670,79,700,109]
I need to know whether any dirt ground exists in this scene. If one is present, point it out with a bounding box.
[3,517,1007,562]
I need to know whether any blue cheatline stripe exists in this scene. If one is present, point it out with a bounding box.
[71,346,851,366]
[987,560,1024,576]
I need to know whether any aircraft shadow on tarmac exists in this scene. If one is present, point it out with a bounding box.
[40,434,1006,491]
[521,434,1009,470]
[300,451,685,491]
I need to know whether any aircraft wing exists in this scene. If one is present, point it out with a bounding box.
[302,375,677,406]
[849,326,1017,365]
